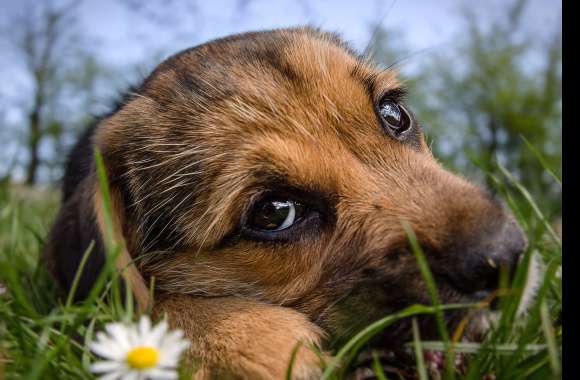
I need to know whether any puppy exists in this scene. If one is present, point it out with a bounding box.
[44,27,529,379]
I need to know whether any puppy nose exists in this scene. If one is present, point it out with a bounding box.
[444,219,527,295]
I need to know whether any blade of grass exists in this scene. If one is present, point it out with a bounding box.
[520,136,561,186]
[402,221,455,380]
[412,318,429,380]
[94,148,114,245]
[64,241,95,309]
[415,341,547,354]
[496,247,533,339]
[285,341,303,380]
[84,148,122,307]
[320,303,472,379]
[124,273,134,322]
[540,301,560,376]
[497,163,560,248]
[486,171,529,231]
[147,275,156,316]
[82,318,96,370]
[371,351,389,380]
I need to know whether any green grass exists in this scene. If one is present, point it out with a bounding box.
[0,156,562,379]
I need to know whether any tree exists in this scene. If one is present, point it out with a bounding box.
[2,1,79,184]
[1,0,117,185]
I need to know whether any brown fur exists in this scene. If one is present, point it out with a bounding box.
[154,295,324,379]
[45,27,526,378]
[93,185,151,311]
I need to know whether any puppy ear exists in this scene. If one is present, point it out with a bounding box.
[93,122,151,312]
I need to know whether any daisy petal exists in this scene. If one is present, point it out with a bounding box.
[89,315,189,380]
[146,367,179,379]
[97,369,125,380]
[90,341,125,360]
[139,316,152,336]
[160,336,189,354]
[145,320,168,347]
[159,330,187,351]
[105,323,132,350]
[90,360,123,373]
[124,370,140,380]
[159,346,188,366]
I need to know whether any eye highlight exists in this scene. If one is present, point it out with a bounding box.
[378,99,412,135]
[249,198,306,232]
[239,188,331,242]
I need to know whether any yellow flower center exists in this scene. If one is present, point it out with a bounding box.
[126,346,159,369]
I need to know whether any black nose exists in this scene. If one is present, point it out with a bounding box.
[442,219,527,295]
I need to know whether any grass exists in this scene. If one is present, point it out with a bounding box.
[0,155,562,379]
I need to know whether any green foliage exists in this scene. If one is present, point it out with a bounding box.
[0,147,563,379]
[0,158,199,379]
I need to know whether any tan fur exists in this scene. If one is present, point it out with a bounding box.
[154,295,325,379]
[93,184,151,312]
[46,27,527,379]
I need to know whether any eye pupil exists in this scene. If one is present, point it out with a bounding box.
[254,201,290,229]
[379,100,411,134]
[380,101,401,127]
[381,101,401,127]
[250,199,305,231]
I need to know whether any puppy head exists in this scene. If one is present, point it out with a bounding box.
[95,27,528,348]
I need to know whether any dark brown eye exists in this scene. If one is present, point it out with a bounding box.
[379,100,411,134]
[249,198,306,231]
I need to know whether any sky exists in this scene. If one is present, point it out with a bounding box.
[74,0,560,68]
[0,0,562,181]
[0,0,562,103]
[1,0,562,78]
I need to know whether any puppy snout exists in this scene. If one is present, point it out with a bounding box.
[442,218,527,295]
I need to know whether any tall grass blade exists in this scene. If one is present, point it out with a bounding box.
[402,221,455,380]
[412,318,429,380]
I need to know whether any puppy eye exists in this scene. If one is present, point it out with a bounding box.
[249,198,306,231]
[379,99,411,134]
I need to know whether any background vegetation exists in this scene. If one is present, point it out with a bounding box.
[0,0,561,378]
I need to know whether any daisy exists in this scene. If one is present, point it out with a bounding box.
[89,315,189,380]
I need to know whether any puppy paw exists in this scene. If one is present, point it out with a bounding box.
[153,294,326,379]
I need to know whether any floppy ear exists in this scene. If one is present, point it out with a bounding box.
[93,118,151,312]
[93,180,151,312]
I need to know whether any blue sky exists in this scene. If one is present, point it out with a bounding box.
[0,0,562,106]
[73,0,560,67]
[75,0,461,64]
[0,0,562,101]
[76,1,404,58]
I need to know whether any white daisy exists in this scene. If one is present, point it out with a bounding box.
[89,315,189,380]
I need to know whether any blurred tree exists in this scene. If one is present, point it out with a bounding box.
[2,0,79,185]
[1,0,116,185]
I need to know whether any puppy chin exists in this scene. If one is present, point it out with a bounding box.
[464,251,543,340]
